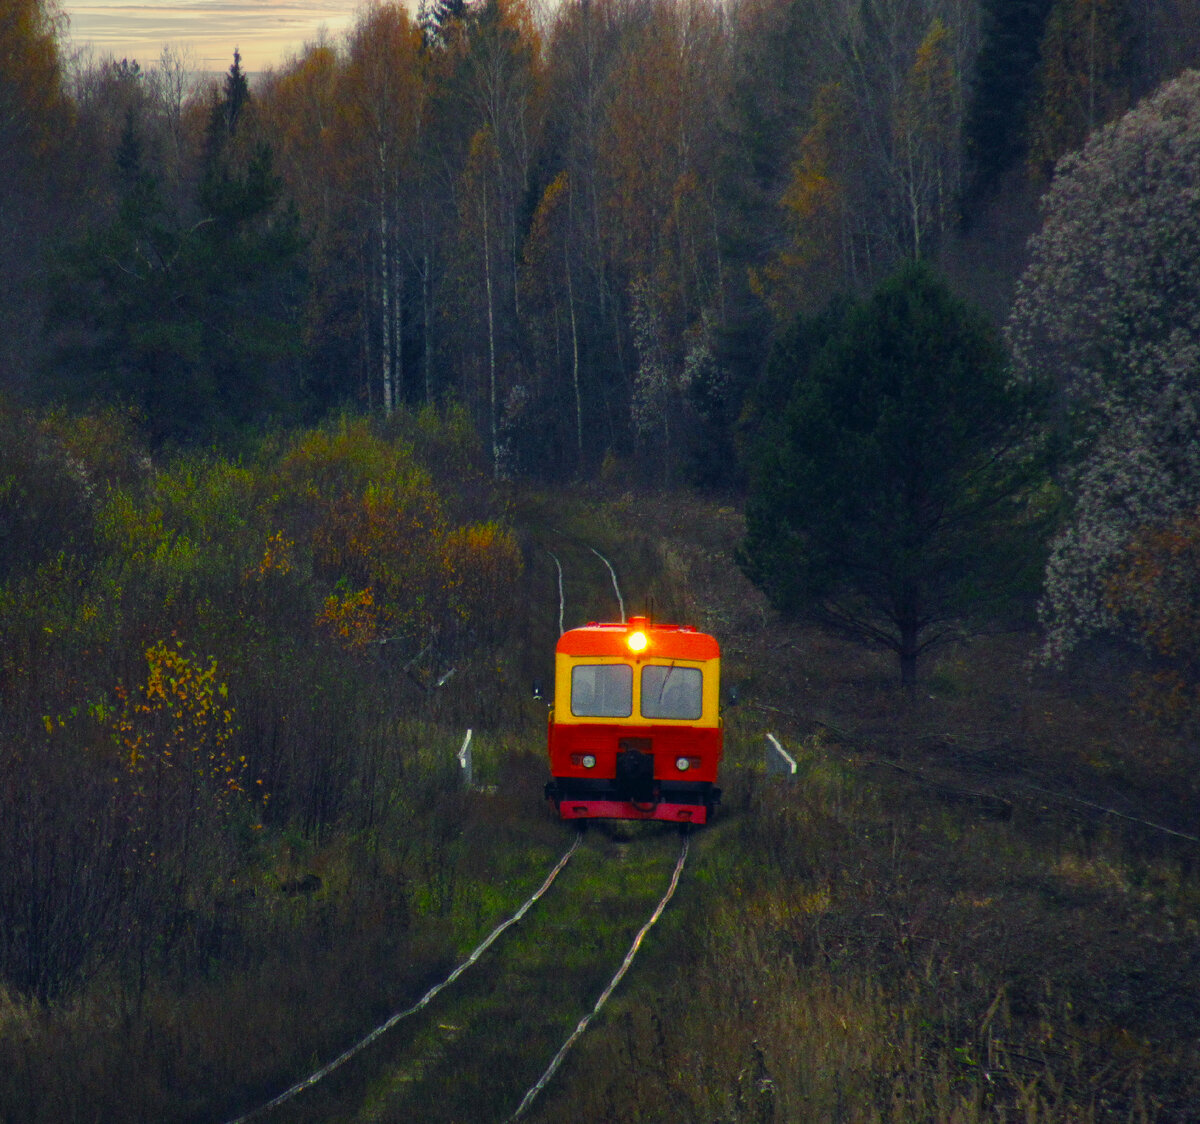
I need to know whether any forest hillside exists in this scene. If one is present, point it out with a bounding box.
[3,0,1200,1119]
[6,0,1200,479]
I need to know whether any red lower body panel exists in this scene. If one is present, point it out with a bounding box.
[546,719,722,823]
[557,798,709,824]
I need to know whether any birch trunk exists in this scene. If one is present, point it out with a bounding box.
[394,262,404,408]
[566,240,582,466]
[482,173,499,477]
[360,250,374,413]
[378,145,394,416]
[422,250,434,404]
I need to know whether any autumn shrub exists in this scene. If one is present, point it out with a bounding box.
[93,454,268,644]
[384,402,491,513]
[0,552,118,730]
[1106,506,1200,751]
[0,411,125,1003]
[269,414,423,509]
[268,414,523,666]
[439,520,523,645]
[0,396,97,586]
[0,730,128,1003]
[310,479,446,643]
[102,639,257,993]
[74,418,511,829]
[40,403,148,492]
[0,399,528,1090]
[0,626,253,1003]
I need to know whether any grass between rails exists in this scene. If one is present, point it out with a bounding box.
[331,825,690,1124]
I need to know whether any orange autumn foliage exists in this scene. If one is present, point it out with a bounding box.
[111,638,243,803]
[1107,507,1200,729]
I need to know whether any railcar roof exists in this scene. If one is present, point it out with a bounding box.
[556,617,720,660]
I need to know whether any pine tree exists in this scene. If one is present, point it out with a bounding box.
[964,0,1054,202]
[207,47,250,155]
[741,262,1051,686]
[419,0,473,47]
[51,52,305,444]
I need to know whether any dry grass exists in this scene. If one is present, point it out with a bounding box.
[2,488,1198,1122]
[516,489,1200,1123]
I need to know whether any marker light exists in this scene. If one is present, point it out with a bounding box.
[582,754,596,769]
[676,756,690,772]
[627,630,648,653]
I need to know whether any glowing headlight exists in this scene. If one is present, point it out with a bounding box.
[675,756,690,772]
[627,630,648,653]
[582,754,596,769]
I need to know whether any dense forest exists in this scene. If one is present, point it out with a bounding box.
[4,0,1199,479]
[5,0,1200,1119]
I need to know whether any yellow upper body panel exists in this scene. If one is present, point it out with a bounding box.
[553,652,721,728]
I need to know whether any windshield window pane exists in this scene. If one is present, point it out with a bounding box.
[571,664,633,717]
[641,665,702,720]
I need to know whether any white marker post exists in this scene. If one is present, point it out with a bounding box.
[765,733,797,777]
[458,728,474,789]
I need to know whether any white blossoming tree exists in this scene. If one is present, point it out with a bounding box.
[1007,69,1200,665]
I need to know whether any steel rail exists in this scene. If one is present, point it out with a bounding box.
[507,832,690,1121]
[753,704,1200,846]
[548,550,565,635]
[224,833,582,1124]
[589,546,625,623]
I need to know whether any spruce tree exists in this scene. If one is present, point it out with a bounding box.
[964,0,1054,202]
[51,52,305,444]
[740,262,1051,686]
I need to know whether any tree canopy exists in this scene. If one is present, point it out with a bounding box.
[5,0,1200,481]
[1008,68,1200,665]
[741,261,1051,684]
[50,54,305,444]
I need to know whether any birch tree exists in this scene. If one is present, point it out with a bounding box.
[0,0,67,177]
[597,0,729,479]
[536,0,628,465]
[444,0,542,477]
[1027,0,1132,177]
[455,125,505,473]
[258,43,358,408]
[894,18,960,258]
[761,0,976,311]
[341,4,426,415]
[519,169,584,473]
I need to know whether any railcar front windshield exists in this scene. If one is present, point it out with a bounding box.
[640,664,703,720]
[571,664,633,717]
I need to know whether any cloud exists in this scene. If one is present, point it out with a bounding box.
[62,1,367,71]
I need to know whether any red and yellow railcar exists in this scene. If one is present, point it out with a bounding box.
[544,616,722,824]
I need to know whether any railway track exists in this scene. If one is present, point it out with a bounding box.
[223,542,695,1123]
[753,703,1200,848]
[542,535,626,630]
[224,828,690,1124]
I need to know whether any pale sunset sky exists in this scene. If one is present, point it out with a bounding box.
[60,0,388,74]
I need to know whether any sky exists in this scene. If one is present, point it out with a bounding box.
[60,0,376,74]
